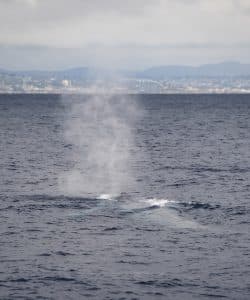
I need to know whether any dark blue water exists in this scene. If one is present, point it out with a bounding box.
[0,94,250,299]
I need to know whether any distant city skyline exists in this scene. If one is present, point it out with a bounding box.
[0,0,250,70]
[1,61,250,94]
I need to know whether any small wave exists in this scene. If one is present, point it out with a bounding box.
[225,206,249,216]
[156,165,250,174]
[117,260,151,265]
[9,278,29,283]
[21,194,95,202]
[38,253,51,257]
[42,276,100,290]
[43,276,75,282]
[54,251,74,256]
[136,278,185,288]
[103,226,121,231]
[179,201,221,211]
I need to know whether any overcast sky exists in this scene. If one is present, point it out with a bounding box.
[0,0,250,70]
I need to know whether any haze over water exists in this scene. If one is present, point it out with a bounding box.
[1,94,250,299]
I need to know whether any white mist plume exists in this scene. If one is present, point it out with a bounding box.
[59,94,140,198]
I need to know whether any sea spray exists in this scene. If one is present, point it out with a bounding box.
[59,94,141,198]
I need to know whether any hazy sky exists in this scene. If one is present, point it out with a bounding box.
[0,0,250,70]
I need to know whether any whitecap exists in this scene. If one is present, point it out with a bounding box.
[97,194,113,200]
[145,198,176,208]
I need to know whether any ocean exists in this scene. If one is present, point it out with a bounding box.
[0,94,250,299]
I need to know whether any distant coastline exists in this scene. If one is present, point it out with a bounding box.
[1,91,250,95]
[1,62,250,94]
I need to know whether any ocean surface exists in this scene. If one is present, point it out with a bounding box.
[0,94,250,300]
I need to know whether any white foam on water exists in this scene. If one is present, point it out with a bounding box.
[120,197,175,210]
[145,198,176,208]
[97,194,114,200]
